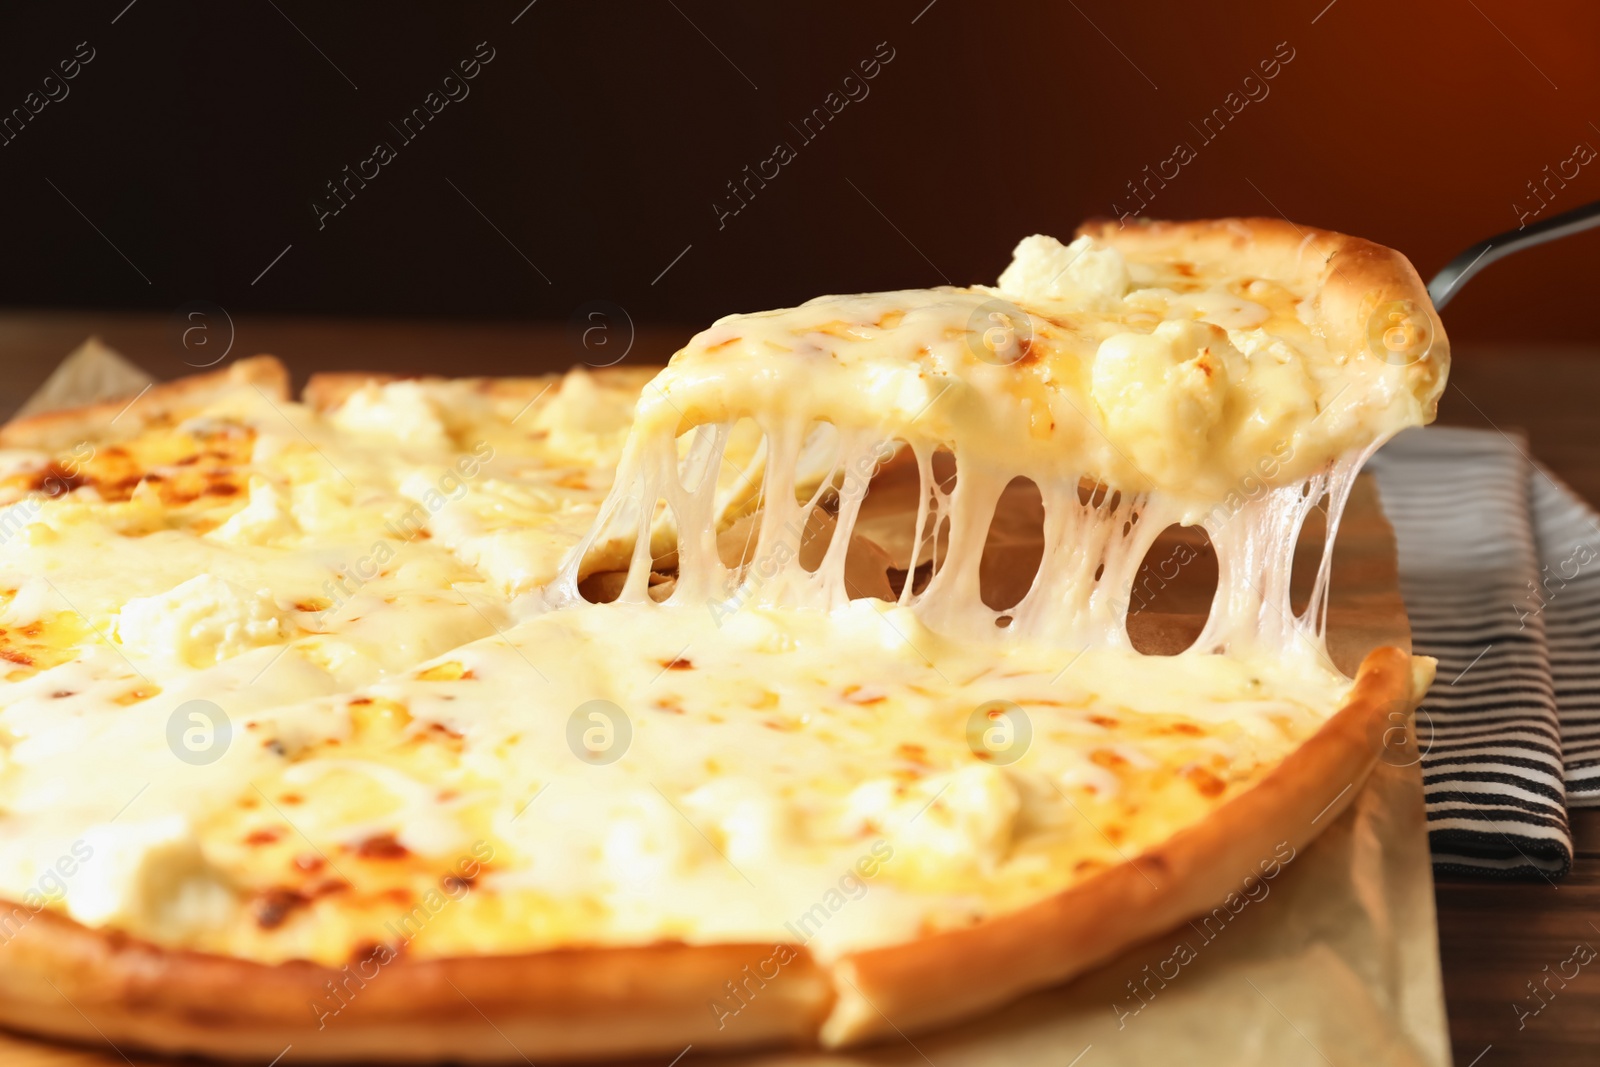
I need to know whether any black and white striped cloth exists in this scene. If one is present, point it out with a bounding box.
[1535,466,1600,808]
[1369,427,1600,880]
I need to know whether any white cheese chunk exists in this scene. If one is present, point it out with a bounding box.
[206,476,301,547]
[1091,319,1231,477]
[115,575,286,668]
[65,816,236,941]
[331,381,454,451]
[846,765,1021,873]
[997,233,1131,308]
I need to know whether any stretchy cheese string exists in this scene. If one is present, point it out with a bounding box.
[545,228,1437,673]
[552,403,1379,673]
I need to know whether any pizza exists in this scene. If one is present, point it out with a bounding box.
[0,217,1446,1061]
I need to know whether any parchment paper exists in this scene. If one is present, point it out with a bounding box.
[8,337,153,421]
[0,347,1451,1067]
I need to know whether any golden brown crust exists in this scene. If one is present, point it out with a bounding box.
[0,355,290,453]
[0,648,1416,1061]
[1077,217,1450,423]
[0,910,831,1062]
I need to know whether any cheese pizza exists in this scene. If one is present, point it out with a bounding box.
[0,218,1445,1061]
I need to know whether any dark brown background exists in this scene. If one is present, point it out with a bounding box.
[1,0,1598,358]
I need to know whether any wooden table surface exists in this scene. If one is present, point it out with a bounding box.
[0,312,1596,1066]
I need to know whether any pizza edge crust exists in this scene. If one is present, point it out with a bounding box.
[0,355,291,452]
[0,647,1416,1062]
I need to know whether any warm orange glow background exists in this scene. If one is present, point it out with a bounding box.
[1017,0,1600,346]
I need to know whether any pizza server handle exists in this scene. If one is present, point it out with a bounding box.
[1427,197,1600,310]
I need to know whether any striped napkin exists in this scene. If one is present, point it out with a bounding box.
[1368,426,1600,880]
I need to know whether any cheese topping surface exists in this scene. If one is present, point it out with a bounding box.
[0,231,1442,967]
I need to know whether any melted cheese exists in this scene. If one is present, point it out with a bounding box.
[0,230,1442,970]
[1,597,1347,964]
[554,234,1435,663]
[0,367,664,946]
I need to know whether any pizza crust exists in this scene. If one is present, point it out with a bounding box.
[0,355,290,453]
[0,911,832,1062]
[0,647,1418,1062]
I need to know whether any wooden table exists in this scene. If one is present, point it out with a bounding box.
[0,313,1596,1065]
